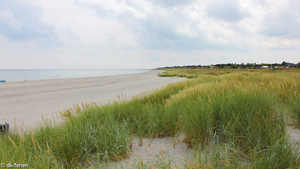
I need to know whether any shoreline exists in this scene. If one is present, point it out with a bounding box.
[3,69,151,84]
[0,70,184,131]
[1,69,150,83]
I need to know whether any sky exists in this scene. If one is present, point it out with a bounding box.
[0,0,299,69]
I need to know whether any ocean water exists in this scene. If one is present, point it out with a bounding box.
[0,69,149,82]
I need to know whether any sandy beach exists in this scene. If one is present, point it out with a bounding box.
[0,70,185,131]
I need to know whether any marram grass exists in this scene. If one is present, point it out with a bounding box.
[1,68,300,168]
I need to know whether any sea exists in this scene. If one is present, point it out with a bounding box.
[0,69,149,82]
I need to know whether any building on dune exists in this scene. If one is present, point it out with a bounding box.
[201,65,210,68]
[210,65,218,68]
[285,64,299,69]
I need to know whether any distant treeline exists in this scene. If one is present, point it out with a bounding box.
[158,61,300,69]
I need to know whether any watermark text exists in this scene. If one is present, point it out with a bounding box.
[1,163,29,168]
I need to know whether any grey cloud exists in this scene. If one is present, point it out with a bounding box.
[122,10,234,51]
[260,4,300,39]
[0,0,56,41]
[80,0,247,52]
[129,16,210,50]
[260,13,300,38]
[132,22,247,51]
[151,0,196,7]
[253,0,266,6]
[205,1,250,23]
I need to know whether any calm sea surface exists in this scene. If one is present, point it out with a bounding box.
[0,69,149,82]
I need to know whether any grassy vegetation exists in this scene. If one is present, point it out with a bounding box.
[158,67,300,78]
[1,68,300,168]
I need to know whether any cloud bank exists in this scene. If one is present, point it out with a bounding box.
[0,0,299,69]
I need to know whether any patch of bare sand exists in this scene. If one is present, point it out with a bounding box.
[287,126,300,154]
[287,126,300,144]
[93,127,300,169]
[95,134,194,168]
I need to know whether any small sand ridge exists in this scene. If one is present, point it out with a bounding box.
[94,128,300,168]
[287,127,300,154]
[95,134,194,168]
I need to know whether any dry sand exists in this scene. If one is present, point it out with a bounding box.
[287,127,300,154]
[96,134,194,169]
[0,70,185,131]
[103,127,300,169]
[288,127,300,144]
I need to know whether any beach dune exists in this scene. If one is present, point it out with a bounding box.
[0,70,184,131]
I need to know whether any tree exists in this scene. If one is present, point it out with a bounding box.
[281,61,286,66]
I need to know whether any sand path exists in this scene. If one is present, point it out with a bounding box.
[0,70,185,131]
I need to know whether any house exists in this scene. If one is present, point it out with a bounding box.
[210,65,218,68]
[285,64,298,69]
[201,65,210,68]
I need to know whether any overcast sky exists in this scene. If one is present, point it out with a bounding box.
[0,0,299,69]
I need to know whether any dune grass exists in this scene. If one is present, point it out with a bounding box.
[1,68,300,168]
[158,67,300,78]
